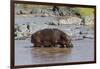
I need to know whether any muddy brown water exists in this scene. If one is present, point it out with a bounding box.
[15,39,94,65]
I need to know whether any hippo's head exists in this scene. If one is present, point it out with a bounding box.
[61,34,73,48]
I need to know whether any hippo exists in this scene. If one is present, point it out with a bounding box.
[31,28,73,48]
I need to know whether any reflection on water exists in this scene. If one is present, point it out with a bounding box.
[15,39,94,65]
[32,48,71,55]
[31,48,72,64]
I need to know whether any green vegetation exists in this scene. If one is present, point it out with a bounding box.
[75,7,94,16]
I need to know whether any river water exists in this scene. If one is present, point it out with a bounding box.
[15,38,94,65]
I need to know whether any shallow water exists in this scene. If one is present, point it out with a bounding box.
[15,39,94,65]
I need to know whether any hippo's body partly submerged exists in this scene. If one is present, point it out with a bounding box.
[31,28,73,48]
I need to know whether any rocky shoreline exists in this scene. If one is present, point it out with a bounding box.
[15,5,94,40]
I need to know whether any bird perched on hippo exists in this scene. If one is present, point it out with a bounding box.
[31,28,73,48]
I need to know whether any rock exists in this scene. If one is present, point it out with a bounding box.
[84,34,94,39]
[84,16,94,26]
[59,19,67,24]
[66,17,82,25]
